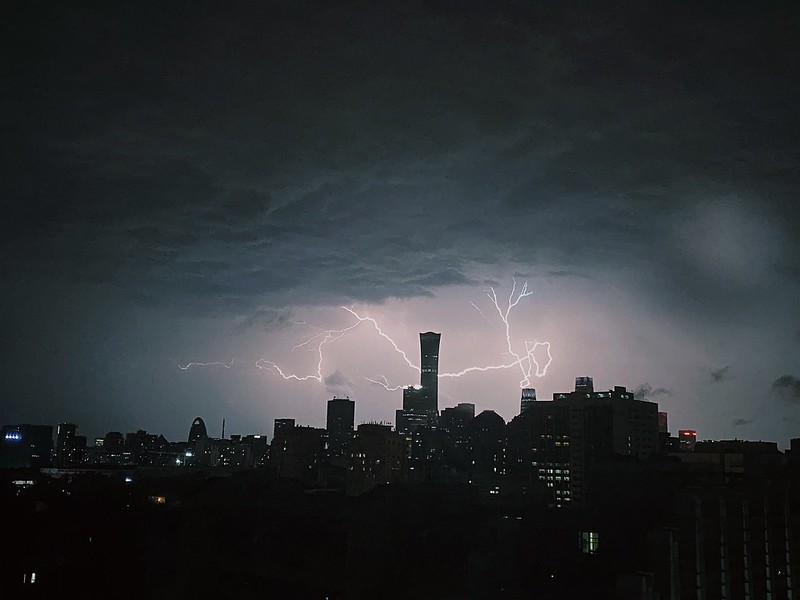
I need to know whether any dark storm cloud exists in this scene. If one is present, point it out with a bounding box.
[1,0,799,444]
[772,375,800,403]
[710,367,730,383]
[633,383,671,401]
[324,370,353,395]
[733,418,753,427]
[235,308,294,334]
[3,0,799,321]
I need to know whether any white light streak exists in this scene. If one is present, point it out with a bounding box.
[178,280,553,388]
[177,359,241,370]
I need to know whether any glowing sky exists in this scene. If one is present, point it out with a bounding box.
[2,1,799,444]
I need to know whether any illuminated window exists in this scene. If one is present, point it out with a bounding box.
[580,531,599,554]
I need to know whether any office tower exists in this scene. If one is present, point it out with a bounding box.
[346,423,406,495]
[520,388,537,414]
[678,429,696,451]
[575,376,594,393]
[326,397,355,457]
[188,417,208,443]
[0,424,54,468]
[396,386,438,434]
[658,412,668,434]
[419,331,441,410]
[273,418,295,440]
[508,378,659,507]
[507,400,572,503]
[125,430,169,466]
[440,402,475,425]
[55,422,77,467]
[469,410,507,486]
[396,331,442,433]
[270,425,326,483]
[395,332,443,480]
[440,403,475,472]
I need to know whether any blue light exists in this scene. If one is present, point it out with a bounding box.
[5,432,22,442]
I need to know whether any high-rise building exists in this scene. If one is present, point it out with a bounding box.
[274,418,295,440]
[575,376,594,393]
[326,397,355,458]
[395,331,443,480]
[440,403,475,472]
[55,422,77,467]
[520,388,537,414]
[396,331,442,434]
[508,378,659,507]
[658,412,668,434]
[469,410,507,487]
[270,425,326,483]
[346,423,406,495]
[188,417,208,443]
[0,424,53,468]
[419,331,441,410]
[678,429,696,451]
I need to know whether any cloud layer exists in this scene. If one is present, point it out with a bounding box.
[2,1,799,442]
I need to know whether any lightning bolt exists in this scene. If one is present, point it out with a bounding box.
[178,359,242,370]
[483,279,553,386]
[469,300,490,322]
[178,280,553,388]
[254,317,363,381]
[252,305,420,383]
[361,374,412,392]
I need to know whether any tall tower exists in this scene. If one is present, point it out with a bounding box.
[55,422,77,467]
[188,417,208,443]
[326,397,355,457]
[520,388,537,414]
[419,332,441,411]
[396,331,441,434]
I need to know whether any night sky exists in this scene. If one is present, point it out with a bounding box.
[2,1,799,445]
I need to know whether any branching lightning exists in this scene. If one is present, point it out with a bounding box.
[254,318,362,381]
[483,279,553,387]
[178,280,553,389]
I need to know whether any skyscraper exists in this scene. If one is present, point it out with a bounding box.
[326,396,355,458]
[396,331,441,433]
[419,331,441,411]
[55,422,77,467]
[520,388,537,414]
[188,417,208,443]
[0,424,53,468]
[508,378,659,507]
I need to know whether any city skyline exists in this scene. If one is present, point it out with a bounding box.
[3,369,791,451]
[2,2,799,448]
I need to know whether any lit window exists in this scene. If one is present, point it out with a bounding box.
[580,531,599,554]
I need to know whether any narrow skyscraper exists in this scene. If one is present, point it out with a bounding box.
[419,331,441,411]
[396,331,441,434]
